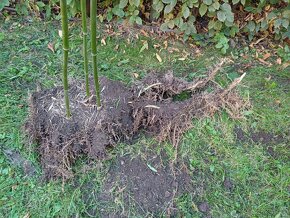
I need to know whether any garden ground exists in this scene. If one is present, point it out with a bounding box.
[0,18,289,217]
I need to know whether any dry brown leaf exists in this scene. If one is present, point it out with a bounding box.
[47,43,54,53]
[101,38,106,46]
[163,40,168,49]
[263,53,271,60]
[133,73,139,78]
[114,44,119,51]
[140,29,149,37]
[258,58,272,66]
[58,30,62,38]
[156,53,162,63]
[276,58,282,65]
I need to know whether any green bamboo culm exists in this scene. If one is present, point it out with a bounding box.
[81,0,90,97]
[90,0,101,107]
[60,0,71,117]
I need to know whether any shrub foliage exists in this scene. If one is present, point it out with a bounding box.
[1,0,289,44]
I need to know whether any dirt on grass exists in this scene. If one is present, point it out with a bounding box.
[26,59,247,180]
[97,151,194,217]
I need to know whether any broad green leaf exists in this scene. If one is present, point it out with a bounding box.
[131,0,140,7]
[36,1,46,8]
[217,11,226,22]
[208,20,215,29]
[247,21,256,32]
[212,1,220,10]
[203,0,212,5]
[168,20,175,29]
[119,0,128,9]
[199,3,208,17]
[154,1,164,12]
[226,13,234,23]
[282,19,289,29]
[232,0,240,4]
[112,6,125,17]
[135,16,142,25]
[183,6,190,18]
[164,4,173,13]
[241,0,246,5]
[133,10,139,16]
[0,0,9,11]
[221,3,231,12]
[162,0,172,3]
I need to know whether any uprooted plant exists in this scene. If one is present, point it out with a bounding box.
[26,57,248,180]
[60,0,101,117]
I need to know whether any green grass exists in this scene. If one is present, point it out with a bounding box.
[0,18,289,217]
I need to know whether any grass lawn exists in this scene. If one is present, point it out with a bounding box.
[0,18,289,217]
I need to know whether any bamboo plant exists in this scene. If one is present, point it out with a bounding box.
[60,0,71,117]
[90,0,101,107]
[81,0,90,97]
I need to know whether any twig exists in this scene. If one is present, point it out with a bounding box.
[221,73,246,97]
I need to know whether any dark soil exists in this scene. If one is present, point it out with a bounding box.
[97,151,194,217]
[26,77,133,179]
[26,61,247,180]
[234,127,287,158]
[1,147,36,177]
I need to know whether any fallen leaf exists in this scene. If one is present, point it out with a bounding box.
[147,163,158,173]
[47,43,54,53]
[139,40,148,53]
[58,30,62,38]
[101,38,106,46]
[140,29,149,37]
[163,40,168,49]
[263,53,271,60]
[178,57,186,61]
[276,58,282,65]
[114,44,119,51]
[133,73,139,78]
[156,53,162,62]
[258,58,272,66]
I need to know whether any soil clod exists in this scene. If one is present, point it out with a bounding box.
[26,61,247,179]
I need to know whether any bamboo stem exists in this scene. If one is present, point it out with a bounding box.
[90,0,101,107]
[60,0,71,117]
[81,0,90,97]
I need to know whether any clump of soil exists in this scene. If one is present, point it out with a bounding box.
[26,59,248,179]
[98,151,193,217]
[26,77,133,179]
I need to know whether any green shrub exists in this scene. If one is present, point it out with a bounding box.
[2,0,289,53]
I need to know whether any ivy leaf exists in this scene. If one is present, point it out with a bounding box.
[164,4,173,14]
[199,3,208,17]
[183,6,190,19]
[162,0,172,4]
[136,16,142,25]
[212,1,220,10]
[112,6,125,17]
[247,21,256,32]
[119,0,128,9]
[217,11,226,22]
[282,19,289,29]
[168,20,175,29]
[154,1,164,13]
[0,0,9,11]
[203,0,212,6]
[129,0,140,7]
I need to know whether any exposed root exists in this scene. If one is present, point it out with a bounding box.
[26,59,248,180]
